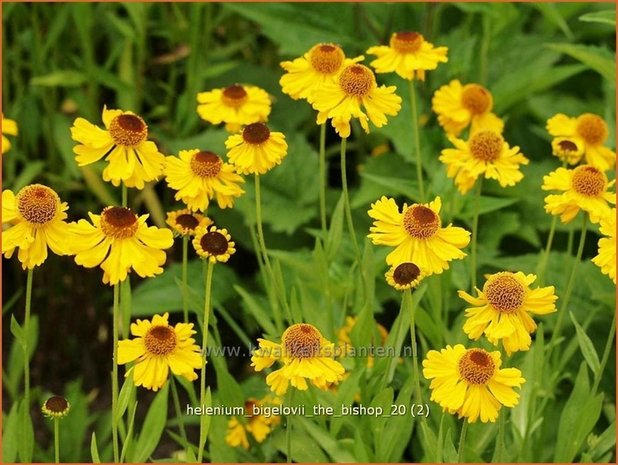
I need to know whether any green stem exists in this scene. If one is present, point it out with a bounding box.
[383,294,407,387]
[478,14,491,85]
[340,137,360,258]
[112,283,120,463]
[405,289,423,405]
[54,418,60,463]
[286,389,294,463]
[457,420,469,463]
[23,268,33,412]
[409,79,425,202]
[197,261,214,463]
[182,235,189,323]
[592,311,616,394]
[494,410,505,462]
[121,184,128,208]
[537,215,558,286]
[170,377,190,462]
[566,222,575,255]
[470,179,483,291]
[318,122,328,236]
[254,174,274,275]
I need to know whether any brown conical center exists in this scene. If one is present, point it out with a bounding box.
[145,325,177,355]
[469,131,503,162]
[44,396,69,414]
[282,323,322,358]
[393,262,421,286]
[100,206,138,239]
[175,213,200,231]
[190,151,223,178]
[571,165,606,197]
[461,84,492,115]
[109,114,148,146]
[222,84,248,108]
[200,231,229,256]
[558,139,578,153]
[16,184,59,225]
[483,272,525,313]
[458,349,495,385]
[389,31,424,53]
[309,43,345,74]
[242,123,270,144]
[576,113,607,145]
[339,64,375,97]
[403,205,440,239]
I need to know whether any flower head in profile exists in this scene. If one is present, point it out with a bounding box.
[310,63,402,138]
[41,396,71,419]
[367,31,448,81]
[368,196,470,275]
[551,137,584,166]
[71,206,174,285]
[432,80,504,136]
[164,149,245,212]
[423,344,525,423]
[225,396,282,449]
[542,165,615,224]
[193,225,236,263]
[251,323,345,395]
[592,209,616,284]
[2,115,18,154]
[547,113,615,170]
[459,272,558,355]
[166,209,212,237]
[280,43,363,101]
[2,184,73,269]
[225,123,288,175]
[197,84,271,133]
[385,262,425,291]
[440,130,529,194]
[71,107,165,189]
[118,313,202,391]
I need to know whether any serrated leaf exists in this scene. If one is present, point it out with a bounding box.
[569,312,601,376]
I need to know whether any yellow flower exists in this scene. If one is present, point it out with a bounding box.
[71,107,165,189]
[551,137,584,166]
[367,196,470,275]
[118,313,202,391]
[71,206,174,285]
[366,31,448,81]
[592,209,616,284]
[193,225,236,263]
[166,209,212,237]
[225,396,281,449]
[459,272,558,355]
[164,149,245,212]
[225,123,288,175]
[2,115,18,154]
[547,113,616,170]
[41,396,71,419]
[310,63,402,138]
[542,165,616,224]
[2,184,73,269]
[251,323,345,395]
[280,43,363,101]
[439,130,529,194]
[422,344,525,423]
[197,84,271,133]
[385,262,425,291]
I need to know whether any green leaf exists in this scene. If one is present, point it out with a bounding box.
[456,195,519,219]
[90,433,101,463]
[10,315,26,348]
[117,373,136,423]
[11,161,45,193]
[132,383,169,462]
[234,285,277,336]
[16,400,34,463]
[296,417,356,462]
[31,70,87,87]
[2,402,19,463]
[569,312,601,376]
[579,10,616,26]
[545,43,615,82]
[326,193,345,260]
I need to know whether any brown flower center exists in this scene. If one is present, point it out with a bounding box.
[145,325,177,355]
[309,43,345,74]
[282,323,322,358]
[403,205,440,239]
[339,64,375,97]
[393,262,421,286]
[16,184,59,225]
[200,231,229,256]
[44,396,69,414]
[469,131,503,162]
[576,113,607,145]
[222,84,248,108]
[100,206,138,239]
[242,123,270,145]
[558,139,578,153]
[190,151,223,178]
[571,165,606,197]
[109,114,148,146]
[461,84,492,115]
[175,214,200,231]
[389,31,424,53]
[484,273,526,313]
[244,399,257,417]
[458,349,495,385]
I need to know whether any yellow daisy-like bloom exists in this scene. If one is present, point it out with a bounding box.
[439,130,529,194]
[542,165,616,224]
[224,123,288,175]
[2,115,18,154]
[164,149,245,212]
[280,43,363,101]
[166,209,212,237]
[459,272,558,355]
[71,107,165,189]
[41,396,71,419]
[192,225,236,263]
[71,206,174,285]
[2,184,73,269]
[225,396,282,449]
[592,208,616,284]
[197,84,271,133]
[251,323,345,395]
[385,262,425,291]
[367,196,471,275]
[547,113,616,170]
[432,80,504,136]
[311,63,402,138]
[422,344,525,423]
[118,312,202,391]
[551,137,585,166]
[366,31,448,81]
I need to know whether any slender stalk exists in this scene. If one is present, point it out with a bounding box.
[405,289,423,404]
[318,122,328,236]
[340,137,360,258]
[457,420,469,463]
[409,79,425,202]
[54,418,60,463]
[23,268,34,411]
[566,222,575,255]
[170,377,190,462]
[592,311,616,394]
[197,261,214,463]
[470,179,483,291]
[286,389,294,463]
[121,184,128,208]
[494,411,505,462]
[111,283,120,463]
[537,215,558,286]
[254,174,273,274]
[182,235,189,323]
[382,294,407,387]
